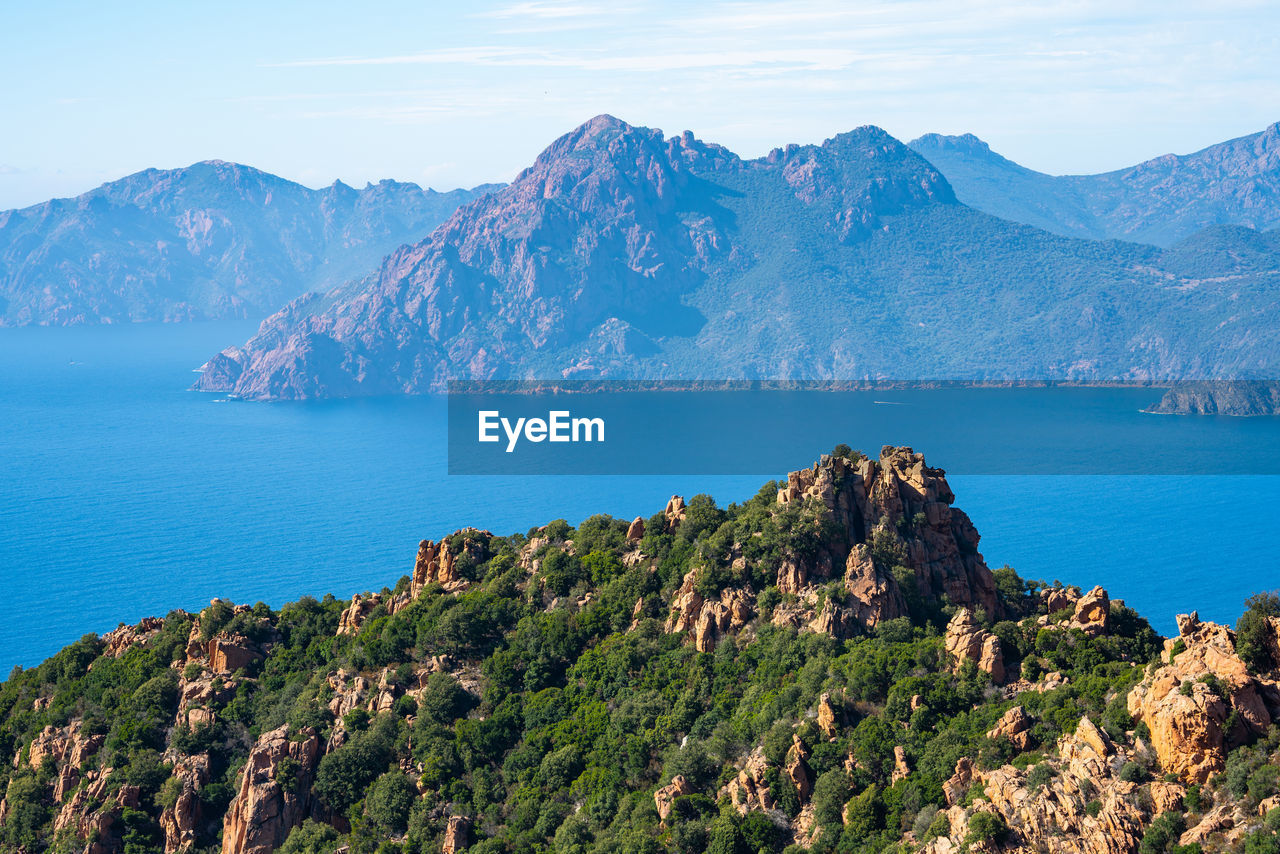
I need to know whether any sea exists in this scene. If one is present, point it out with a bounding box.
[1,321,1278,671]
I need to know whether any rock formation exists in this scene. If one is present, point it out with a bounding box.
[944,608,1005,683]
[1127,611,1280,783]
[160,754,210,853]
[785,735,813,803]
[724,750,775,814]
[666,570,754,652]
[654,775,695,824]
[442,815,470,854]
[412,531,492,597]
[221,725,320,854]
[626,516,645,540]
[777,447,998,615]
[207,634,262,674]
[664,496,686,532]
[927,717,1169,854]
[987,705,1035,751]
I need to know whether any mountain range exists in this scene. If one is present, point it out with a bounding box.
[193,116,1280,400]
[908,123,1280,246]
[0,162,497,325]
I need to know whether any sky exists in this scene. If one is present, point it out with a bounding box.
[1,0,1277,209]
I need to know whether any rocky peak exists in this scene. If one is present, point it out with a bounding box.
[765,126,956,242]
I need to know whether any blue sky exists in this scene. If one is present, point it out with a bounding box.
[1,0,1277,208]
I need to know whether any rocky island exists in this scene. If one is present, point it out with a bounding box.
[2,445,1279,853]
[1147,381,1280,416]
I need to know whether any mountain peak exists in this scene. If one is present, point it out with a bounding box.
[909,133,998,159]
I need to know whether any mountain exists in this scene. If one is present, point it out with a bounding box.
[195,115,1280,400]
[909,122,1280,245]
[3,444,1280,854]
[0,161,500,325]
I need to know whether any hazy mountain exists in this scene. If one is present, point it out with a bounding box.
[0,161,500,325]
[909,123,1280,245]
[194,116,1280,400]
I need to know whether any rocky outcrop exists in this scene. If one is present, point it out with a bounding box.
[207,634,262,674]
[944,608,1005,683]
[160,754,210,853]
[987,705,1035,751]
[843,544,908,628]
[1071,586,1111,637]
[724,750,775,814]
[663,496,686,532]
[654,775,695,824]
[100,617,167,657]
[21,721,104,772]
[626,516,645,541]
[221,725,320,854]
[817,693,840,738]
[52,773,140,854]
[666,570,754,652]
[337,593,396,636]
[777,447,998,617]
[942,757,975,806]
[785,735,813,803]
[412,532,492,597]
[891,746,910,783]
[1148,381,1280,416]
[442,816,470,854]
[1127,612,1280,783]
[927,717,1163,854]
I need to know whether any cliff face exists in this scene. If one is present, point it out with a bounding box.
[193,116,1280,400]
[6,445,1280,854]
[0,161,497,325]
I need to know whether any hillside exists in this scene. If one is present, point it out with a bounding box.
[4,446,1280,853]
[0,162,499,325]
[909,123,1280,246]
[194,116,1280,401]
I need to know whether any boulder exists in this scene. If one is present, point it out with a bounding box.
[626,516,645,541]
[654,774,694,824]
[986,706,1034,751]
[1071,585,1111,636]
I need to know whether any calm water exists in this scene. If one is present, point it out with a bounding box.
[1,322,1278,670]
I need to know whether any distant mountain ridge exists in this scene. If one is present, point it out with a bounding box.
[0,161,500,325]
[194,115,1280,400]
[909,122,1280,245]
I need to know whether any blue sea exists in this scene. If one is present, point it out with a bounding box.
[1,321,1278,671]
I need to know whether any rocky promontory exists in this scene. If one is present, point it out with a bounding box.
[2,445,1279,854]
[1147,381,1280,416]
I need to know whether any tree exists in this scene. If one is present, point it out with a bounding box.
[365,771,418,833]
